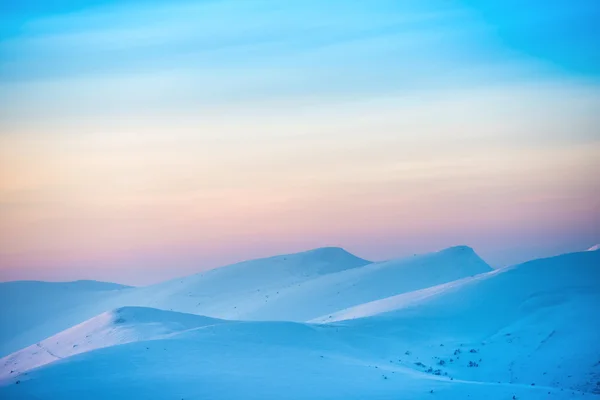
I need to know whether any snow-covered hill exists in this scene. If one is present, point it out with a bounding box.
[0,248,367,356]
[228,245,493,321]
[0,307,224,379]
[320,250,600,393]
[99,245,490,323]
[0,280,131,357]
[116,246,372,318]
[0,249,598,399]
[309,271,500,323]
[1,310,596,400]
[588,244,600,251]
[0,246,495,356]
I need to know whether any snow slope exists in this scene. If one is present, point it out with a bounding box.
[588,244,600,251]
[230,245,492,321]
[0,250,598,399]
[0,248,368,356]
[310,270,503,323]
[104,245,490,322]
[0,280,131,357]
[114,246,372,317]
[321,250,600,393]
[1,315,595,400]
[0,246,493,356]
[0,307,224,379]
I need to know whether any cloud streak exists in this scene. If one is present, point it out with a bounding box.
[0,0,599,283]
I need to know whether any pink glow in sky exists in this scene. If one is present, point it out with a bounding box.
[1,1,599,285]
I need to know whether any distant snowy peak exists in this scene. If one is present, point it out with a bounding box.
[434,245,478,256]
[277,247,371,274]
[199,246,371,278]
[407,245,492,274]
[317,247,600,324]
[417,245,483,262]
[587,244,600,251]
[295,246,362,261]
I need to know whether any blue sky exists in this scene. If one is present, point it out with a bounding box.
[0,0,599,133]
[1,0,599,82]
[0,0,599,284]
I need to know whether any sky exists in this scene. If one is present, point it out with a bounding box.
[0,0,599,285]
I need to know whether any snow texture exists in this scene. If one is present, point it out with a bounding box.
[0,247,598,399]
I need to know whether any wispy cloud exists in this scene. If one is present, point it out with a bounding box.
[0,0,599,283]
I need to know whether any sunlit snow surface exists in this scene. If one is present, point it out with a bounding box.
[1,247,599,399]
